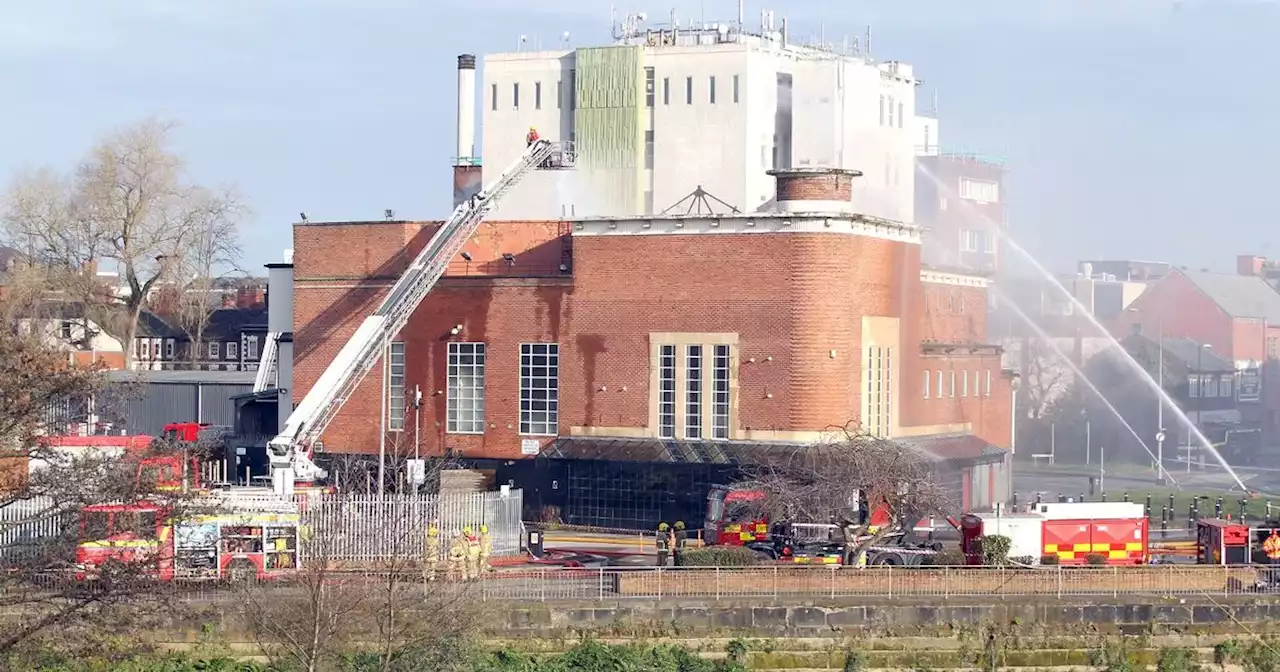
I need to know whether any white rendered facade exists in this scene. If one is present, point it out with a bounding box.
[478,27,918,223]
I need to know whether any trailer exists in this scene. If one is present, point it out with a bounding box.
[960,501,1148,565]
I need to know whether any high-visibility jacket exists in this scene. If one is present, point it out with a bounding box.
[526,130,540,144]
[1264,534,1280,560]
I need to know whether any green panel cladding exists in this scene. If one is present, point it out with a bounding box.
[574,45,645,214]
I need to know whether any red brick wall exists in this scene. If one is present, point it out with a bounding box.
[900,355,1011,448]
[775,173,854,202]
[1231,318,1268,364]
[918,283,988,343]
[1113,271,1233,356]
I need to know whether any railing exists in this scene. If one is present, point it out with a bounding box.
[443,259,571,278]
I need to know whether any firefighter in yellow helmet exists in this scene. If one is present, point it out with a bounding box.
[526,126,540,147]
[464,525,482,580]
[423,524,441,582]
[447,528,468,581]
[655,522,671,567]
[478,524,493,574]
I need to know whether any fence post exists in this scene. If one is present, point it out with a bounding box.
[1056,565,1063,599]
[943,567,950,600]
[830,566,836,600]
[715,566,721,601]
[1113,566,1118,599]
[657,568,663,601]
[773,565,779,599]
[540,569,546,602]
[887,565,893,599]
[1225,564,1230,599]
[599,567,605,601]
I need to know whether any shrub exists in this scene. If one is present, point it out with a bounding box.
[931,549,967,566]
[1085,553,1108,565]
[1040,554,1060,565]
[676,545,765,567]
[1156,646,1203,672]
[979,535,1012,566]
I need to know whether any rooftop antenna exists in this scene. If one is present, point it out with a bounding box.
[737,0,744,31]
[866,25,872,58]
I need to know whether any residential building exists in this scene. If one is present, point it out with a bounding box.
[1237,254,1280,291]
[914,148,1006,274]
[293,168,1014,528]
[471,13,918,223]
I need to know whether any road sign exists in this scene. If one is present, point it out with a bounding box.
[1155,431,1166,443]
[406,459,426,484]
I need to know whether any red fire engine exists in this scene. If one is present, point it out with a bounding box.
[959,502,1149,566]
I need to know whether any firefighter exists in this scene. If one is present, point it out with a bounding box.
[655,522,671,567]
[672,521,688,566]
[447,529,468,581]
[465,526,483,580]
[1264,529,1280,584]
[478,524,493,574]
[526,126,540,146]
[423,525,441,582]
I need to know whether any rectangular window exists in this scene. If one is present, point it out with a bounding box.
[887,96,895,126]
[447,342,486,433]
[534,81,542,110]
[645,130,654,169]
[165,339,174,358]
[1221,374,1234,400]
[557,80,562,109]
[1205,377,1218,398]
[898,102,904,128]
[712,345,730,440]
[709,75,716,103]
[569,69,576,109]
[645,67,655,107]
[246,336,259,360]
[1189,374,1200,398]
[140,340,150,359]
[663,77,670,105]
[207,341,218,359]
[59,320,72,339]
[227,342,239,360]
[491,83,497,111]
[659,345,676,439]
[985,370,992,397]
[936,369,943,398]
[962,370,968,397]
[512,82,520,109]
[950,369,956,398]
[686,76,693,104]
[733,74,740,103]
[685,345,703,439]
[879,94,885,125]
[924,370,931,399]
[520,343,559,435]
[959,177,1000,203]
[883,347,892,434]
[388,342,406,431]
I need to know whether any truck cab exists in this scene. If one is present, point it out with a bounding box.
[704,485,769,546]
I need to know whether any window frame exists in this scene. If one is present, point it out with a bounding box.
[519,343,560,436]
[685,76,693,105]
[207,341,218,360]
[732,74,740,103]
[709,75,717,104]
[923,370,931,399]
[227,341,239,360]
[685,345,704,439]
[711,344,730,440]
[658,345,676,439]
[388,342,406,431]
[447,342,486,434]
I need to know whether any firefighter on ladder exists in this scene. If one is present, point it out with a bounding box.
[447,529,468,581]
[423,524,441,582]
[465,526,483,580]
[478,524,493,574]
[526,126,540,147]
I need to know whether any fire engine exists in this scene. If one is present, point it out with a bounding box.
[958,502,1149,566]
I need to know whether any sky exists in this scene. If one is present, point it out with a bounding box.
[1,0,1277,275]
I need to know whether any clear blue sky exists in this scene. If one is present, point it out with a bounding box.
[2,0,1275,274]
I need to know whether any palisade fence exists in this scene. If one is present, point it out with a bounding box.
[0,490,524,566]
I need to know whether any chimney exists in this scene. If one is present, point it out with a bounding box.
[1238,254,1265,277]
[266,257,295,430]
[235,286,265,309]
[766,167,863,213]
[221,293,235,308]
[453,54,483,208]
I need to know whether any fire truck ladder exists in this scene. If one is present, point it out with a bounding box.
[253,332,280,393]
[266,139,562,494]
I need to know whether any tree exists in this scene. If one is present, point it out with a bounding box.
[734,425,948,564]
[1,119,245,367]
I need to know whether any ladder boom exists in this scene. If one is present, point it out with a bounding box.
[267,140,558,485]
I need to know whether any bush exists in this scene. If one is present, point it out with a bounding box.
[930,549,967,566]
[1085,553,1108,566]
[1040,554,1060,565]
[1156,646,1203,672]
[676,545,766,567]
[980,535,1012,566]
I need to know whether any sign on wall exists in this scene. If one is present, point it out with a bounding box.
[521,439,541,456]
[1239,368,1261,402]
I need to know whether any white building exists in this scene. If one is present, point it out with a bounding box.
[471,11,920,222]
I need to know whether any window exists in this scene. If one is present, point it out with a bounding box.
[491,83,497,111]
[879,95,885,125]
[447,342,486,433]
[519,343,559,435]
[1188,374,1200,398]
[924,370,931,399]
[865,346,892,437]
[897,102,904,128]
[959,177,1000,203]
[534,81,542,109]
[663,77,670,105]
[1204,376,1218,398]
[569,69,576,109]
[985,370,992,397]
[140,339,150,359]
[59,320,72,339]
[962,370,968,397]
[962,229,994,253]
[246,336,259,360]
[733,74,740,103]
[165,339,174,358]
[645,67,655,107]
[709,75,716,103]
[512,82,520,109]
[227,342,239,360]
[208,341,219,359]
[686,76,693,104]
[1221,374,1234,400]
[659,345,676,438]
[645,130,654,169]
[887,96,895,126]
[936,369,943,398]
[950,370,956,398]
[685,345,703,439]
[712,345,730,439]
[557,80,562,109]
[388,342,406,431]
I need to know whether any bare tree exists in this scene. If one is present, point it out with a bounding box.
[172,192,245,364]
[735,424,948,564]
[1013,335,1074,422]
[2,119,245,367]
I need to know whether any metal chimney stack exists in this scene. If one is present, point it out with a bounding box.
[456,54,477,161]
[266,256,294,433]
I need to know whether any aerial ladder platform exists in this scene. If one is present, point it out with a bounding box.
[266,139,567,495]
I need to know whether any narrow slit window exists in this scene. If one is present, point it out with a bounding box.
[659,345,676,438]
[712,345,730,439]
[685,345,703,439]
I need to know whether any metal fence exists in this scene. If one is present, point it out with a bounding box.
[302,490,523,564]
[0,496,70,549]
[472,565,1274,602]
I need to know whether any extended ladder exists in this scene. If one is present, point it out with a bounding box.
[253,332,280,393]
[266,139,562,494]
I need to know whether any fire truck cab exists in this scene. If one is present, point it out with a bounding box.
[704,485,769,546]
[77,497,301,582]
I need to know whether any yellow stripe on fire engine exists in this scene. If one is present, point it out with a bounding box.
[1057,552,1075,560]
[1090,543,1111,553]
[1073,543,1092,552]
[1108,550,1128,560]
[739,532,754,541]
[1125,542,1144,552]
[1044,544,1059,553]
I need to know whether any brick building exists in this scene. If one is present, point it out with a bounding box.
[914,153,1005,274]
[292,169,1015,528]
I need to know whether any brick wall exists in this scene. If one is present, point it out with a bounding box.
[919,283,988,343]
[774,171,855,202]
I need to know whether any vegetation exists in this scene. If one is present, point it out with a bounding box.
[978,534,1011,566]
[676,545,765,566]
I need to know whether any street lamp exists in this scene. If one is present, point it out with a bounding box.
[1128,307,1169,485]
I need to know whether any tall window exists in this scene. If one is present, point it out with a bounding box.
[865,346,892,437]
[709,75,717,104]
[1189,374,1201,398]
[959,177,1000,203]
[685,76,693,104]
[534,81,542,109]
[207,342,218,359]
[491,83,497,111]
[1221,374,1235,400]
[512,82,520,109]
[936,369,943,398]
[897,102,904,128]
[645,67,655,107]
[140,340,150,359]
[962,370,968,397]
[658,345,676,438]
[685,345,703,439]
[923,370,931,399]
[733,74,740,103]
[557,80,562,109]
[569,69,576,109]
[663,77,670,105]
[645,130,654,169]
[520,343,559,435]
[879,94,885,125]
[887,96,895,126]
[949,369,956,397]
[165,339,175,358]
[985,370,992,396]
[712,345,730,439]
[388,342,406,431]
[227,342,239,360]
[447,342,486,433]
